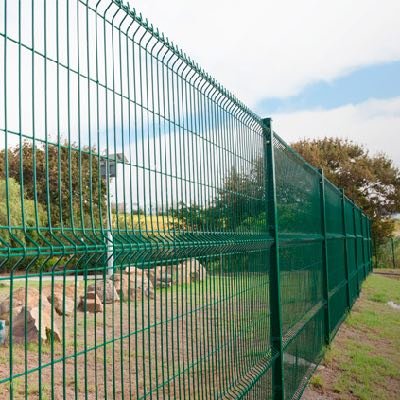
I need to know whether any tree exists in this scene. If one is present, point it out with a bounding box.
[292,137,400,241]
[0,141,107,230]
[0,178,49,271]
[0,178,46,243]
[213,157,265,231]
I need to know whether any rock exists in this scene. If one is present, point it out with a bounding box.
[177,258,207,283]
[78,292,103,313]
[48,293,75,316]
[148,267,173,288]
[43,281,83,300]
[0,287,52,324]
[148,259,206,287]
[111,272,154,301]
[87,279,119,304]
[124,266,146,276]
[387,301,400,310]
[44,282,83,316]
[12,305,61,343]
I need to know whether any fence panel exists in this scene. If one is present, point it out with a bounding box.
[272,134,325,400]
[0,1,372,399]
[375,236,400,269]
[324,180,347,338]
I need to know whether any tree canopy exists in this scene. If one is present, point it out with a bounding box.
[0,141,107,230]
[292,137,400,241]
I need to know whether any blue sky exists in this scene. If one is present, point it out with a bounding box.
[257,61,400,114]
[2,0,399,166]
[135,0,400,166]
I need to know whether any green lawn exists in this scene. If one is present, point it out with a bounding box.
[304,273,400,400]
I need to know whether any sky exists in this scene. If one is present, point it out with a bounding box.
[1,0,399,214]
[134,0,400,166]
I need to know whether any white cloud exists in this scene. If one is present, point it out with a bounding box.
[134,0,400,105]
[272,97,400,166]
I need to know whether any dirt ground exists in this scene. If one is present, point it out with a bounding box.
[0,274,270,399]
[302,271,400,400]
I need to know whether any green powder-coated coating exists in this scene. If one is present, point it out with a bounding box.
[0,1,372,398]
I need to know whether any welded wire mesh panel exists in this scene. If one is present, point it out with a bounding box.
[0,0,372,399]
[361,214,368,277]
[272,135,324,395]
[283,309,324,400]
[344,199,358,305]
[273,138,321,236]
[354,207,364,285]
[324,180,347,335]
[376,236,400,269]
[0,0,274,398]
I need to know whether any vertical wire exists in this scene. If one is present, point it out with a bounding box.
[148,38,160,399]
[144,33,153,399]
[31,1,43,397]
[137,28,148,398]
[117,10,129,400]
[160,46,171,399]
[76,2,87,397]
[110,9,118,397]
[125,15,136,400]
[165,51,176,398]
[3,1,12,398]
[16,1,27,398]
[131,23,140,400]
[102,3,113,397]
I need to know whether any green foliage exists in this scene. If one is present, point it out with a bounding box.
[309,374,324,390]
[215,158,265,231]
[0,143,107,272]
[169,158,265,233]
[0,177,46,244]
[376,236,400,269]
[292,137,400,242]
[0,141,107,230]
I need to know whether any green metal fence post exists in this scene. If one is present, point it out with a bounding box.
[262,117,284,400]
[365,218,368,274]
[318,169,331,344]
[361,213,367,279]
[340,189,351,309]
[391,237,396,269]
[368,221,371,272]
[368,219,373,273]
[352,203,360,296]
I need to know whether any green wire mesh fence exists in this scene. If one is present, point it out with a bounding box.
[0,0,372,399]
[375,236,399,269]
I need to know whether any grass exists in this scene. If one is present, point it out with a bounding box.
[304,272,400,400]
[309,374,324,390]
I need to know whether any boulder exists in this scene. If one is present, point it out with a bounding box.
[87,279,119,304]
[48,293,75,316]
[111,272,154,301]
[147,259,206,287]
[176,258,206,283]
[124,266,146,276]
[0,287,52,324]
[12,305,61,343]
[44,282,82,316]
[43,281,83,300]
[78,291,103,313]
[183,258,207,282]
[148,266,173,288]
